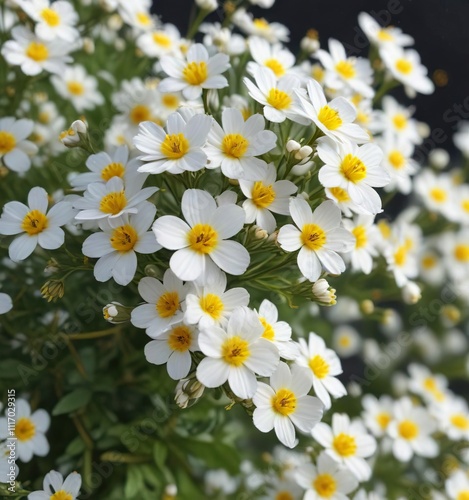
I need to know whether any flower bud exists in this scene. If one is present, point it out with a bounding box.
[401,281,421,304]
[312,278,336,305]
[41,280,65,302]
[360,299,374,314]
[428,148,450,170]
[60,120,88,148]
[103,302,132,324]
[254,227,268,239]
[300,29,320,54]
[83,37,95,54]
[286,139,301,152]
[294,145,313,160]
[195,0,218,12]
[162,484,177,500]
[44,258,60,276]
[144,264,162,278]
[175,376,205,408]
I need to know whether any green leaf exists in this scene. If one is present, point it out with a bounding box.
[125,465,144,499]
[52,388,92,416]
[0,359,24,379]
[65,436,85,456]
[153,441,167,468]
[178,438,241,474]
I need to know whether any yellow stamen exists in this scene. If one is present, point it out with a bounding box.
[252,182,276,208]
[161,133,189,159]
[335,60,356,79]
[40,8,60,27]
[266,88,292,110]
[317,105,342,130]
[15,417,36,442]
[340,154,367,183]
[26,42,49,62]
[398,419,419,440]
[21,209,48,235]
[313,473,337,498]
[156,291,180,318]
[110,224,138,252]
[200,294,224,320]
[222,133,249,159]
[0,131,16,154]
[333,433,357,457]
[221,336,250,366]
[183,61,208,85]
[301,224,326,251]
[264,58,285,78]
[167,325,192,352]
[101,162,125,181]
[309,355,329,379]
[99,190,127,215]
[187,224,218,254]
[271,388,297,416]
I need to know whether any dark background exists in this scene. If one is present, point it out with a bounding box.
[152,0,469,156]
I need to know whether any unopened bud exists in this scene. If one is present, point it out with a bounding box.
[44,258,60,276]
[195,0,218,12]
[294,145,313,160]
[312,278,336,305]
[286,139,301,152]
[401,281,421,304]
[300,30,320,54]
[360,299,374,315]
[60,120,88,148]
[441,304,461,326]
[103,302,132,324]
[41,280,65,302]
[83,37,95,54]
[428,148,450,170]
[108,13,123,31]
[175,376,205,408]
[144,264,162,278]
[163,484,177,500]
[254,227,268,239]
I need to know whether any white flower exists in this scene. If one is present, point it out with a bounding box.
[134,111,212,174]
[196,306,279,399]
[0,441,18,483]
[385,233,418,287]
[361,394,394,437]
[342,215,379,274]
[60,119,87,147]
[387,397,438,462]
[247,36,295,78]
[0,187,74,262]
[119,3,155,32]
[277,198,354,282]
[1,26,72,76]
[294,79,369,144]
[357,12,414,49]
[312,413,377,481]
[317,138,389,215]
[332,325,361,358]
[159,43,230,100]
[0,399,50,463]
[28,470,81,500]
[454,121,469,157]
[407,363,449,405]
[51,65,104,112]
[131,269,190,338]
[379,135,418,194]
[414,170,453,219]
[295,451,359,500]
[152,189,250,282]
[401,281,421,304]
[184,272,249,328]
[233,9,289,43]
[239,163,297,233]
[136,23,181,58]
[199,22,246,56]
[0,293,13,314]
[0,117,38,173]
[82,202,160,286]
[312,279,337,306]
[253,362,323,448]
[145,323,198,380]
[205,107,277,181]
[295,332,347,410]
[446,470,469,500]
[434,396,469,441]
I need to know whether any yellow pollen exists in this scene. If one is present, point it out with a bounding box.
[309,354,329,379]
[253,18,269,30]
[266,88,292,109]
[0,131,16,154]
[67,81,85,96]
[395,58,413,75]
[152,32,172,48]
[454,244,469,262]
[15,417,36,442]
[275,492,294,500]
[394,245,407,267]
[101,162,125,181]
[40,7,60,27]
[200,294,224,320]
[317,105,343,130]
[156,291,180,318]
[329,186,350,203]
[377,29,394,42]
[313,473,337,498]
[130,104,151,125]
[333,433,357,457]
[457,492,469,500]
[136,11,151,26]
[340,154,367,183]
[260,317,275,341]
[392,113,407,130]
[222,133,249,159]
[183,61,208,85]
[461,199,469,213]
[429,187,447,203]
[187,224,218,254]
[264,58,285,78]
[398,419,419,440]
[352,225,367,249]
[167,325,192,352]
[376,412,391,430]
[388,150,405,170]
[335,60,356,79]
[161,133,189,159]
[451,414,469,430]
[26,42,49,62]
[162,94,179,109]
[110,224,138,252]
[99,190,127,215]
[252,182,276,209]
[21,209,48,236]
[50,491,73,500]
[421,254,437,269]
[272,388,297,416]
[301,224,326,251]
[222,336,250,366]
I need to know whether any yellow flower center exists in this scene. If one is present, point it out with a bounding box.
[338,335,351,348]
[221,336,250,366]
[161,94,179,109]
[394,244,407,267]
[335,60,356,79]
[377,220,391,239]
[312,65,325,82]
[110,224,138,252]
[260,317,275,341]
[340,154,367,183]
[275,492,294,500]
[313,473,337,498]
[356,111,370,125]
[26,42,49,62]
[392,113,407,130]
[395,58,413,75]
[266,88,292,110]
[167,325,192,352]
[0,131,16,154]
[222,133,249,159]
[376,412,392,430]
[200,293,224,320]
[429,187,447,203]
[272,388,297,416]
[388,150,405,170]
[317,105,342,130]
[187,223,218,254]
[101,162,125,181]
[252,182,276,209]
[451,413,469,430]
[457,492,469,500]
[156,291,180,318]
[333,433,357,457]
[253,18,269,30]
[264,58,285,78]
[161,133,190,159]
[38,111,50,124]
[421,254,437,269]
[352,225,367,249]
[309,354,329,379]
[183,61,208,85]
[454,244,469,262]
[21,209,48,236]
[15,417,36,442]
[99,190,127,215]
[152,32,172,48]
[136,11,151,26]
[50,491,73,500]
[130,104,152,125]
[301,224,326,251]
[377,29,394,42]
[398,419,419,440]
[329,186,350,203]
[67,81,85,96]
[40,7,60,26]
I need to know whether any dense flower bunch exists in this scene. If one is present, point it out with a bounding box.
[0,0,468,498]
